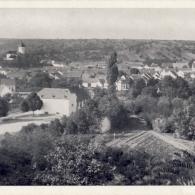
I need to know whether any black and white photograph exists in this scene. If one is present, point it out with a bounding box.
[1,5,195,188]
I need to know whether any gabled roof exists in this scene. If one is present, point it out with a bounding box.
[170,70,179,77]
[142,72,153,80]
[38,88,72,99]
[60,71,83,78]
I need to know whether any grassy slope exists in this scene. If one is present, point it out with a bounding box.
[105,131,194,160]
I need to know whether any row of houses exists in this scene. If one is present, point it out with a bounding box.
[1,66,194,99]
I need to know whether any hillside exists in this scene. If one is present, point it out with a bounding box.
[1,39,195,65]
[106,131,195,160]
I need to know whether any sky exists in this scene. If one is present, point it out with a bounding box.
[0,9,195,40]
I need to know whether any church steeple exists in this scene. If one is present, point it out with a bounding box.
[17,41,26,54]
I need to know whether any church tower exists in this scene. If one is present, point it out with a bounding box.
[17,41,26,55]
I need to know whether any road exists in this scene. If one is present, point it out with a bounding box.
[0,112,62,135]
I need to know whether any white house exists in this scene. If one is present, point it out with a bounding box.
[82,77,108,89]
[38,88,79,116]
[116,75,129,91]
[5,51,17,61]
[51,60,67,68]
[82,70,109,90]
[177,70,185,78]
[153,72,161,80]
[0,69,8,76]
[0,79,16,96]
[38,88,77,116]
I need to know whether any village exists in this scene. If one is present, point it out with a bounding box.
[1,41,195,134]
[1,7,195,186]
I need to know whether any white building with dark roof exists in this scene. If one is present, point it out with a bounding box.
[38,88,79,116]
[5,51,18,61]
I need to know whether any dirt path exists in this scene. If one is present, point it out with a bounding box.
[0,114,61,135]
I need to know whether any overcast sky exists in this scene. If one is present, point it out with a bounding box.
[0,9,195,40]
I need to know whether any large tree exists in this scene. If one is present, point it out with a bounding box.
[106,52,118,89]
[26,92,43,114]
[33,138,114,185]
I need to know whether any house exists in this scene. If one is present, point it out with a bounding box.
[0,78,16,96]
[191,73,195,79]
[0,69,8,76]
[5,51,17,61]
[177,70,185,78]
[82,77,108,89]
[160,69,178,79]
[82,70,109,89]
[116,75,129,91]
[153,72,161,80]
[38,88,85,116]
[141,72,153,81]
[51,60,67,68]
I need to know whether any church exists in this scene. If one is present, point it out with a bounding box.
[4,41,26,61]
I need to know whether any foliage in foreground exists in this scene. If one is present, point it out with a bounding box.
[0,127,195,185]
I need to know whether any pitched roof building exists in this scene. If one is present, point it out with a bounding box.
[38,88,87,116]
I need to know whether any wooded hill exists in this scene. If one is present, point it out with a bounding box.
[1,39,195,64]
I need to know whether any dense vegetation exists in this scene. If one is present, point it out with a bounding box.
[123,75,195,140]
[1,39,195,64]
[0,125,195,185]
[1,74,195,185]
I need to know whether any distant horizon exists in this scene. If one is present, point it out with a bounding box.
[1,9,195,40]
[1,37,195,42]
